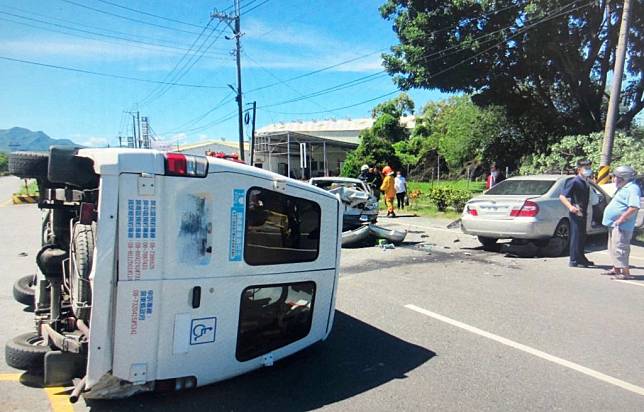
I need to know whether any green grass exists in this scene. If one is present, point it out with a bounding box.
[17,179,38,196]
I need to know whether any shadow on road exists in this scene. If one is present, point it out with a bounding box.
[86,311,435,412]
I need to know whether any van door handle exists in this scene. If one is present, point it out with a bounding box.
[192,286,201,309]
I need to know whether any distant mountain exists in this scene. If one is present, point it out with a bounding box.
[0,127,78,152]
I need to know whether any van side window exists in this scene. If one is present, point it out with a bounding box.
[244,187,321,265]
[236,282,316,361]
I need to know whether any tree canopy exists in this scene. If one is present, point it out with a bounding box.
[380,0,644,141]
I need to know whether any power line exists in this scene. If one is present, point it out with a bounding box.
[137,19,225,107]
[243,51,339,115]
[252,0,590,111]
[244,1,526,94]
[94,0,205,28]
[0,54,228,88]
[0,9,231,59]
[241,0,270,15]
[258,0,593,116]
[58,0,202,35]
[157,92,236,135]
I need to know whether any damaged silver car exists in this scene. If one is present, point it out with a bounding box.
[309,177,379,230]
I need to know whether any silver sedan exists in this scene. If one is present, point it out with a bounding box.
[461,175,611,255]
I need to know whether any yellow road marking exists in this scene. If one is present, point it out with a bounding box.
[44,386,74,412]
[0,373,21,381]
[0,198,14,208]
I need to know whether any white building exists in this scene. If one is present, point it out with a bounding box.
[254,116,415,178]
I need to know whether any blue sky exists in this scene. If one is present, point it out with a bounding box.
[0,0,447,148]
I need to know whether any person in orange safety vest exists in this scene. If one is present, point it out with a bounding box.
[380,166,397,217]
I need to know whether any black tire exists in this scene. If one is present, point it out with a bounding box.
[5,332,50,371]
[12,275,36,307]
[540,219,570,257]
[478,236,499,251]
[70,223,94,321]
[8,152,49,180]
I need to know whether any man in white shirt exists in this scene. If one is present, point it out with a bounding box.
[394,171,407,210]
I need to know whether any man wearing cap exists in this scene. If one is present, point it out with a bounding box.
[601,166,641,280]
[559,160,594,267]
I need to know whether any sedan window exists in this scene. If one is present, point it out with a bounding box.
[485,180,555,196]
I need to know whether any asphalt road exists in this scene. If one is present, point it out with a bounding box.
[0,176,643,411]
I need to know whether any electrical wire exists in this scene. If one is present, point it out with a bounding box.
[58,0,202,35]
[257,0,593,116]
[0,9,231,59]
[241,0,270,16]
[94,0,205,28]
[0,54,228,88]
[136,19,224,107]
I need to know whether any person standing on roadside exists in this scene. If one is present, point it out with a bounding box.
[559,159,594,267]
[358,164,372,184]
[380,166,397,217]
[601,166,641,280]
[395,170,407,210]
[370,166,383,201]
[485,163,505,190]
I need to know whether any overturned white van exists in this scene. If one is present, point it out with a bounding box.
[6,147,342,400]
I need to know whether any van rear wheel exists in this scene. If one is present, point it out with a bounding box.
[8,152,49,180]
[5,332,50,371]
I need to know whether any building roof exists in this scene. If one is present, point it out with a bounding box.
[256,116,416,145]
[177,140,249,152]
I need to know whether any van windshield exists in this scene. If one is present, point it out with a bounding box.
[485,180,555,196]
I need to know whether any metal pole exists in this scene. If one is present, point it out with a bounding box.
[287,132,291,178]
[136,111,141,149]
[323,141,328,176]
[249,101,257,166]
[268,135,272,171]
[599,0,631,184]
[234,0,245,161]
[131,114,137,148]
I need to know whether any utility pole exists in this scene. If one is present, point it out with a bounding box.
[598,0,631,184]
[249,101,257,166]
[213,0,245,161]
[131,113,138,148]
[136,111,141,149]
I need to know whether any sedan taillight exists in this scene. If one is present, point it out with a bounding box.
[510,200,539,217]
[467,205,478,216]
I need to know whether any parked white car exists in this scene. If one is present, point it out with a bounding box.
[461,175,612,255]
[309,177,379,230]
[7,147,342,400]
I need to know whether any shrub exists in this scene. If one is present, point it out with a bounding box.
[427,186,472,212]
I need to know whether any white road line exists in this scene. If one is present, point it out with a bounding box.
[594,251,644,262]
[614,280,644,288]
[397,222,460,234]
[405,304,644,397]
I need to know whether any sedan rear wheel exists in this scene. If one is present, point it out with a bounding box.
[478,236,499,251]
[539,219,570,257]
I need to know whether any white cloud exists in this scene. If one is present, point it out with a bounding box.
[0,37,194,61]
[81,136,109,147]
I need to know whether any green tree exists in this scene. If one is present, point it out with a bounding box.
[410,96,518,172]
[0,152,7,174]
[520,131,644,175]
[341,94,408,176]
[380,0,644,141]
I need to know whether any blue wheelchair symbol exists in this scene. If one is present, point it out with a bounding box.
[190,317,216,345]
[192,324,212,341]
